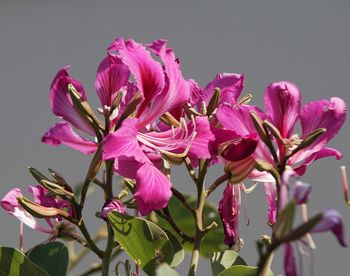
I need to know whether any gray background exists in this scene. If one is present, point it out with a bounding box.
[0,0,349,275]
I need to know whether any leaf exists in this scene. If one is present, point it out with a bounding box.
[273,200,296,240]
[155,194,227,257]
[155,263,180,276]
[108,212,174,276]
[164,230,185,267]
[218,265,274,276]
[26,242,68,276]
[0,247,48,276]
[211,250,247,276]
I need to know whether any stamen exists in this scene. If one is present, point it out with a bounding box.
[340,166,350,205]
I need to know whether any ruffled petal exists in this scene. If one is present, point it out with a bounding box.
[102,118,149,163]
[178,116,215,159]
[139,40,189,126]
[42,122,98,154]
[293,97,346,163]
[202,73,244,105]
[293,147,342,176]
[264,81,301,138]
[50,67,95,135]
[312,209,347,247]
[188,79,203,106]
[1,188,51,233]
[218,184,241,247]
[108,38,165,116]
[95,54,130,107]
[135,162,172,215]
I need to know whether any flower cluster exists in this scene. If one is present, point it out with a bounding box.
[1,37,347,276]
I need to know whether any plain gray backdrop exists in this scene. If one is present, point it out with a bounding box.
[0,1,349,275]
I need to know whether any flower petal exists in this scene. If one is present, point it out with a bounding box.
[139,40,189,126]
[293,97,346,163]
[202,73,244,105]
[1,188,51,233]
[135,162,172,215]
[312,209,347,247]
[218,184,241,247]
[293,181,312,205]
[264,81,301,138]
[114,156,142,179]
[108,38,165,116]
[42,122,98,154]
[102,118,149,163]
[50,67,95,135]
[95,54,130,107]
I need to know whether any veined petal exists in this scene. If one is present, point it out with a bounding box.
[139,40,189,127]
[264,81,301,138]
[175,116,215,159]
[102,118,149,163]
[218,184,241,247]
[188,79,203,106]
[108,38,165,116]
[202,73,244,105]
[95,54,129,107]
[50,67,95,135]
[1,188,51,233]
[135,162,172,215]
[312,209,347,247]
[42,122,98,154]
[264,182,277,225]
[216,103,262,136]
[114,156,142,179]
[293,97,346,163]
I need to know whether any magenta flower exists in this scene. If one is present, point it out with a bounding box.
[216,81,347,223]
[1,186,74,239]
[103,38,214,215]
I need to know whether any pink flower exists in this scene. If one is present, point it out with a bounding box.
[1,186,74,239]
[103,38,214,215]
[216,81,347,223]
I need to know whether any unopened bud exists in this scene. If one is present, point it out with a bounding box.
[28,167,50,184]
[290,128,326,157]
[101,199,126,220]
[206,87,221,116]
[40,180,75,200]
[17,196,70,219]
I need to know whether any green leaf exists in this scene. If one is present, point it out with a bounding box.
[108,212,174,276]
[218,265,274,276]
[211,250,247,276]
[164,230,185,267]
[26,242,68,276]
[273,200,296,240]
[155,194,226,257]
[0,247,48,276]
[155,263,180,276]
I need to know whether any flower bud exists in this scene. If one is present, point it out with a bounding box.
[101,199,126,220]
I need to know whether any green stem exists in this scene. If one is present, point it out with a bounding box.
[101,160,115,276]
[188,160,208,276]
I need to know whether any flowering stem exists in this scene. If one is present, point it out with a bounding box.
[189,160,209,276]
[101,160,115,276]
